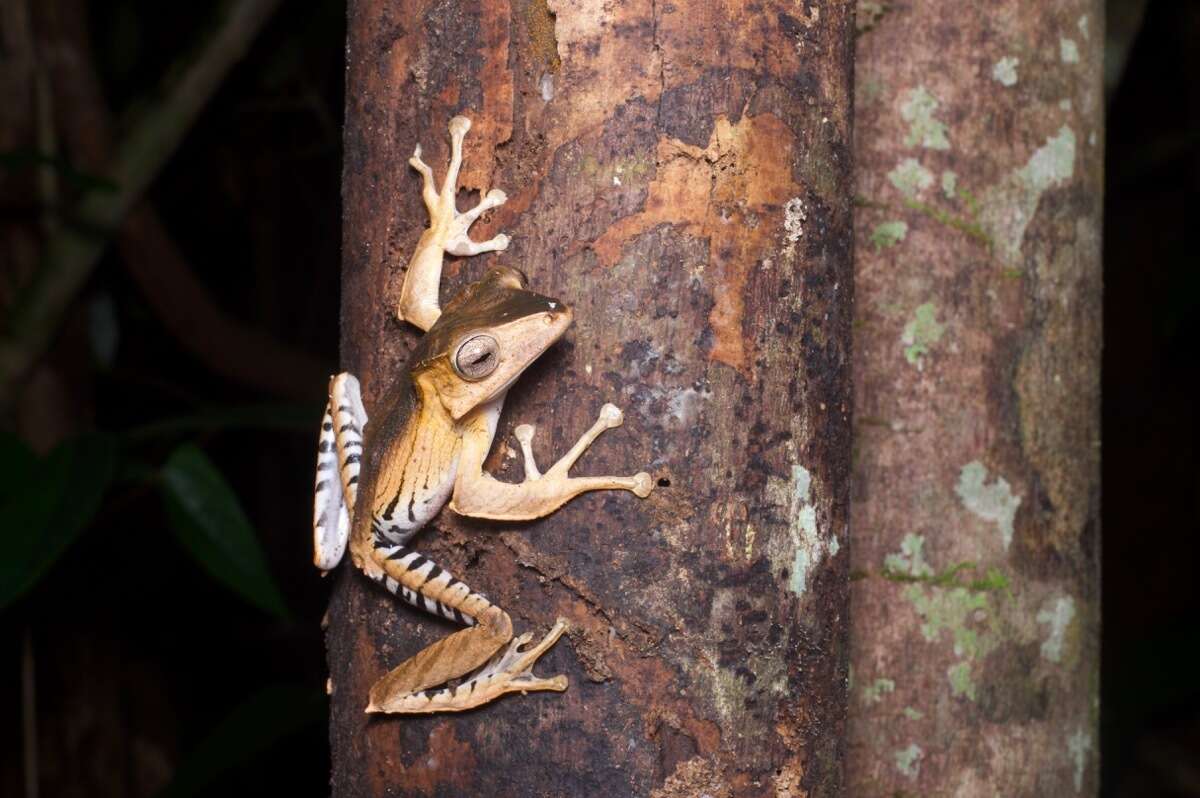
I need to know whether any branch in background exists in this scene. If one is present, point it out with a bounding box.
[0,0,285,408]
[118,206,327,398]
[40,0,324,399]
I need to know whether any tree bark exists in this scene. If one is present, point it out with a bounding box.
[329,1,854,796]
[847,1,1102,795]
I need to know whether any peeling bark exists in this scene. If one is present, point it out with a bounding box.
[847,1,1102,795]
[330,1,854,795]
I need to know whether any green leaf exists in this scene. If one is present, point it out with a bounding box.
[155,684,324,798]
[0,433,118,609]
[0,432,38,506]
[160,444,289,619]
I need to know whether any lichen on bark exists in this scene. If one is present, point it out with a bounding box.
[848,0,1102,794]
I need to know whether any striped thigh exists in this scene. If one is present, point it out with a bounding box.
[312,373,367,571]
[370,541,498,628]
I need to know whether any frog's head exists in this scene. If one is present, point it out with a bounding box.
[411,266,572,420]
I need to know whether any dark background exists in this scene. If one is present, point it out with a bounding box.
[0,1,1195,795]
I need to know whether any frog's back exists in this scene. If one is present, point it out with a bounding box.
[351,368,461,561]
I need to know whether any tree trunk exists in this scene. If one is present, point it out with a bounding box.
[847,1,1102,795]
[329,1,855,796]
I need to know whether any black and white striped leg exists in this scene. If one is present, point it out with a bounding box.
[369,541,485,627]
[311,373,368,572]
[330,373,367,506]
[313,400,349,571]
[364,536,568,714]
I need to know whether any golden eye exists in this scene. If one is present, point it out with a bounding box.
[453,334,499,380]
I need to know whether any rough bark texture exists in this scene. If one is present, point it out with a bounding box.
[847,1,1102,795]
[329,1,854,795]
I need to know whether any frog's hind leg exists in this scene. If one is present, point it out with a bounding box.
[312,373,367,572]
[363,543,567,714]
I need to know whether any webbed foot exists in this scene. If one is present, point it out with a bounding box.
[366,619,569,714]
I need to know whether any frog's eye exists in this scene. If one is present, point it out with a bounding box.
[453,334,500,380]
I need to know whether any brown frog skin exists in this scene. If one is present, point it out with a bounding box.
[312,116,652,713]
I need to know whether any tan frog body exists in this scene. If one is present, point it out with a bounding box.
[312,116,653,714]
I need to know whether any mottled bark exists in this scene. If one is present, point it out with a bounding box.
[847,1,1102,795]
[330,1,854,796]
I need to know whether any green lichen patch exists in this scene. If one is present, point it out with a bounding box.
[902,706,924,720]
[947,660,976,699]
[887,158,934,198]
[908,585,988,655]
[941,170,958,199]
[906,584,995,700]
[1018,126,1076,190]
[884,534,1008,702]
[766,464,838,596]
[956,461,1022,549]
[992,56,1019,87]
[1068,729,1092,791]
[870,220,908,250]
[900,86,950,150]
[980,125,1076,263]
[894,743,922,778]
[862,677,896,704]
[883,532,932,577]
[1060,37,1080,64]
[1036,595,1076,663]
[901,302,945,367]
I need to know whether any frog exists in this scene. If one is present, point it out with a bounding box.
[312,116,654,714]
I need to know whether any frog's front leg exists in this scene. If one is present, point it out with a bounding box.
[398,116,510,331]
[450,403,654,521]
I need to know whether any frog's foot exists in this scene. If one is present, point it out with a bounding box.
[452,404,652,520]
[367,619,569,714]
[515,404,653,496]
[409,116,509,256]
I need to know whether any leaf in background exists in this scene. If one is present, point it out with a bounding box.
[160,444,289,619]
[154,684,324,798]
[0,432,118,609]
[0,432,38,506]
